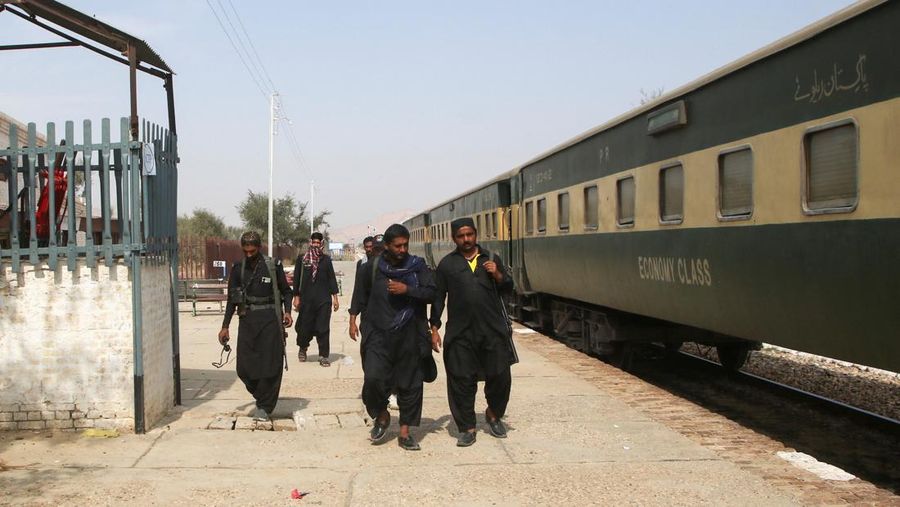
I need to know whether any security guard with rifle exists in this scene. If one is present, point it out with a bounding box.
[218,231,293,421]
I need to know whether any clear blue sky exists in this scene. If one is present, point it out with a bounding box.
[1,0,855,236]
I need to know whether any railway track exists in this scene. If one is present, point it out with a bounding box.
[619,344,900,493]
[679,347,900,428]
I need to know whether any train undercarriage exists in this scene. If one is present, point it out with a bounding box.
[509,292,761,371]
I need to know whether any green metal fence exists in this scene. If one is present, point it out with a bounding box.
[1,117,177,267]
[1,117,180,432]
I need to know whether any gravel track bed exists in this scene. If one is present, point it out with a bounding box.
[694,344,900,421]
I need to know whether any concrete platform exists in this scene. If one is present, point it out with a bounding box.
[0,260,815,505]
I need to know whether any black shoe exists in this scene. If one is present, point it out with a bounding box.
[369,413,390,443]
[319,357,331,367]
[486,412,507,438]
[456,430,476,447]
[252,408,270,422]
[397,434,421,451]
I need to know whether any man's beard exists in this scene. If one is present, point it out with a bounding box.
[385,250,406,264]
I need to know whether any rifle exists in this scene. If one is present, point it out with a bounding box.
[264,256,289,372]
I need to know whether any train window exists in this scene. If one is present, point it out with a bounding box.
[476,215,482,235]
[525,201,534,235]
[584,185,599,229]
[617,177,635,226]
[485,213,492,238]
[659,164,684,224]
[557,192,570,231]
[804,122,858,212]
[491,212,498,238]
[537,198,547,233]
[718,148,753,218]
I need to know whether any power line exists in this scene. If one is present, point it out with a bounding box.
[225,0,278,92]
[204,0,269,98]
[206,1,314,184]
[216,0,272,95]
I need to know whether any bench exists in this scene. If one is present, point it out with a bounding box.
[188,281,228,316]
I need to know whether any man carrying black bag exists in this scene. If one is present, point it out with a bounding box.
[218,231,293,421]
[348,224,436,451]
[430,217,517,447]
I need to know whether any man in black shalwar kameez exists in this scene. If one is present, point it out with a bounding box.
[218,231,293,420]
[431,217,515,447]
[349,224,435,451]
[293,232,340,366]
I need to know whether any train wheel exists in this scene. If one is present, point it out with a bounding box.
[664,341,683,357]
[605,342,635,371]
[716,344,750,372]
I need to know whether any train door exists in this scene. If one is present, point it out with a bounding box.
[423,213,434,267]
[509,173,529,293]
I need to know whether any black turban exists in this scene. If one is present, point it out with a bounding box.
[382,223,410,244]
[450,217,476,236]
[240,231,262,246]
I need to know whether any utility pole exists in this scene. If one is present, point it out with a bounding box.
[268,92,279,256]
[309,180,315,234]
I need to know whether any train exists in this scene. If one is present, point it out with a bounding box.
[403,0,900,373]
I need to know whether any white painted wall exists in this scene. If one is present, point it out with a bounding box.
[0,258,175,431]
[141,261,175,427]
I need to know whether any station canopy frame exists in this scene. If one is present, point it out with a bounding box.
[0,0,177,138]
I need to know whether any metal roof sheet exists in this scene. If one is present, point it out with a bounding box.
[1,0,172,73]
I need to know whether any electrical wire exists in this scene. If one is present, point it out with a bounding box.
[225,0,277,93]
[204,0,269,98]
[206,1,314,183]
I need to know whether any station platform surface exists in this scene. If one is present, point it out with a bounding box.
[1,260,888,505]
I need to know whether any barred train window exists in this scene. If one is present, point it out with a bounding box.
[659,164,684,223]
[584,185,599,229]
[537,198,547,233]
[617,177,635,226]
[557,192,570,231]
[718,148,753,217]
[525,201,534,235]
[491,212,498,238]
[805,123,858,211]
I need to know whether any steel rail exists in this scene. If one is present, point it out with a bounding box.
[676,348,900,429]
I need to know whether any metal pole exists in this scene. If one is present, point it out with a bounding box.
[164,74,178,138]
[268,93,276,256]
[128,43,139,141]
[164,74,181,406]
[128,43,145,433]
[309,180,314,233]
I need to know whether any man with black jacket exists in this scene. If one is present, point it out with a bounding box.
[430,217,516,447]
[349,224,436,451]
[218,231,293,421]
[293,232,340,366]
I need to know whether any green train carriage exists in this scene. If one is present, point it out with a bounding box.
[409,172,514,269]
[513,0,900,371]
[401,0,899,373]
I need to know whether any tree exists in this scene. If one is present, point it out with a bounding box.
[236,190,331,247]
[177,208,227,239]
[639,87,665,105]
[224,225,243,240]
